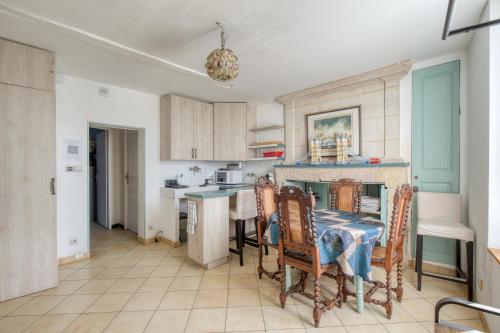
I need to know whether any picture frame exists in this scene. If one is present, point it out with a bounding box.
[306,106,360,157]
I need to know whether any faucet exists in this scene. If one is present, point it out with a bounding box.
[189,165,202,173]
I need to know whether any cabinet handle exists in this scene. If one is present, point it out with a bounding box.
[191,148,194,159]
[195,148,197,159]
[50,178,56,195]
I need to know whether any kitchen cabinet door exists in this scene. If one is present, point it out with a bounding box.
[160,95,194,160]
[213,103,247,161]
[193,100,213,160]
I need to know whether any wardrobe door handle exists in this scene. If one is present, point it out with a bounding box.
[50,178,56,195]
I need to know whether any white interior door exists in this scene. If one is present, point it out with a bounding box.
[127,131,139,234]
[95,131,108,229]
[0,84,57,301]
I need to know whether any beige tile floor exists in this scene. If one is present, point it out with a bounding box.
[0,224,486,333]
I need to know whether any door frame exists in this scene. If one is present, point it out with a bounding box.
[87,122,146,246]
[93,129,109,229]
[407,52,468,267]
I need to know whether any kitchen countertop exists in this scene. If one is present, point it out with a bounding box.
[185,185,254,199]
[274,162,409,168]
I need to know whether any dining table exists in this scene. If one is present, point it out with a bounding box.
[280,208,385,314]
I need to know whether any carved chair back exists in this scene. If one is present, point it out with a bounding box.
[279,186,318,258]
[330,178,362,213]
[255,177,279,236]
[384,184,413,270]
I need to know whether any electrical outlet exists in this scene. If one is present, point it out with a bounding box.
[69,237,78,246]
[478,279,483,290]
[74,251,85,260]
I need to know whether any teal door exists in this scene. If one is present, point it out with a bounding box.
[411,61,460,265]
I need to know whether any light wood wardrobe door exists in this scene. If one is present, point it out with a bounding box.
[0,83,57,301]
[0,39,55,91]
[193,101,213,160]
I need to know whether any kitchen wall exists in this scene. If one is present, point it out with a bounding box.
[158,102,284,186]
[56,73,284,260]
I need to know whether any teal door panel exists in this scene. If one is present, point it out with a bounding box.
[411,61,460,266]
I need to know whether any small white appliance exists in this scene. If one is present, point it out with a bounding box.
[215,169,243,185]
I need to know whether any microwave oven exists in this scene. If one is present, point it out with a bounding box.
[215,170,243,185]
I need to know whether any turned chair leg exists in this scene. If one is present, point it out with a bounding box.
[300,271,308,292]
[385,270,393,319]
[396,260,403,302]
[257,245,263,279]
[313,277,322,328]
[336,268,344,308]
[279,261,287,308]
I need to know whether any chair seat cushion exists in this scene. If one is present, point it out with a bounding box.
[230,207,257,221]
[371,246,400,264]
[417,218,474,242]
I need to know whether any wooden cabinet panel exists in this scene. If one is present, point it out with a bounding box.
[0,39,55,91]
[213,103,247,161]
[160,95,194,160]
[193,100,214,160]
[0,83,57,301]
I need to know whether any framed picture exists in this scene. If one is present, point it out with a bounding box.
[306,106,360,156]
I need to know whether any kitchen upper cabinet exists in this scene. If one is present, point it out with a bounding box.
[213,103,247,161]
[160,95,213,160]
[0,39,55,91]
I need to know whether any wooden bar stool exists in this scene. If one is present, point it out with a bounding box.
[415,192,474,301]
[229,189,258,266]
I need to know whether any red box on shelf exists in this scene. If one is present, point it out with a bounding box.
[262,151,284,158]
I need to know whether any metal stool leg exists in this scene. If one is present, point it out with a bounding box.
[416,234,424,291]
[456,239,461,278]
[235,219,244,266]
[466,241,474,301]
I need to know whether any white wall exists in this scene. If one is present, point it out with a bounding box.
[56,74,160,258]
[466,1,492,310]
[56,72,283,260]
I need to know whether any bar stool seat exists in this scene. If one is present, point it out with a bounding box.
[417,218,474,242]
[415,192,474,301]
[229,189,258,266]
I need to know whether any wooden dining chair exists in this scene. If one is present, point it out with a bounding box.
[254,176,281,280]
[330,178,362,213]
[278,186,343,328]
[343,184,413,319]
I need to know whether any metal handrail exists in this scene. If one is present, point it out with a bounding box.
[435,297,500,323]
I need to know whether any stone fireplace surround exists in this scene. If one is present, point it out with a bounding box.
[276,60,412,163]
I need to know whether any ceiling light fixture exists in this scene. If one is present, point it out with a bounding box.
[205,22,239,82]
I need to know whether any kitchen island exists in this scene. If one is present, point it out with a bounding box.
[184,186,253,269]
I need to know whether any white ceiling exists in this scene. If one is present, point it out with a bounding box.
[0,0,487,102]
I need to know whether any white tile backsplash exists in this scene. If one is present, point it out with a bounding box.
[159,160,276,187]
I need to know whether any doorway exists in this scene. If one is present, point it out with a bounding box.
[88,125,143,244]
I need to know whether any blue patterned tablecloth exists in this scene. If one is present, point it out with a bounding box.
[265,209,384,280]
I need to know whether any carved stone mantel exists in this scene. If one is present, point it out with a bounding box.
[275,60,412,163]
